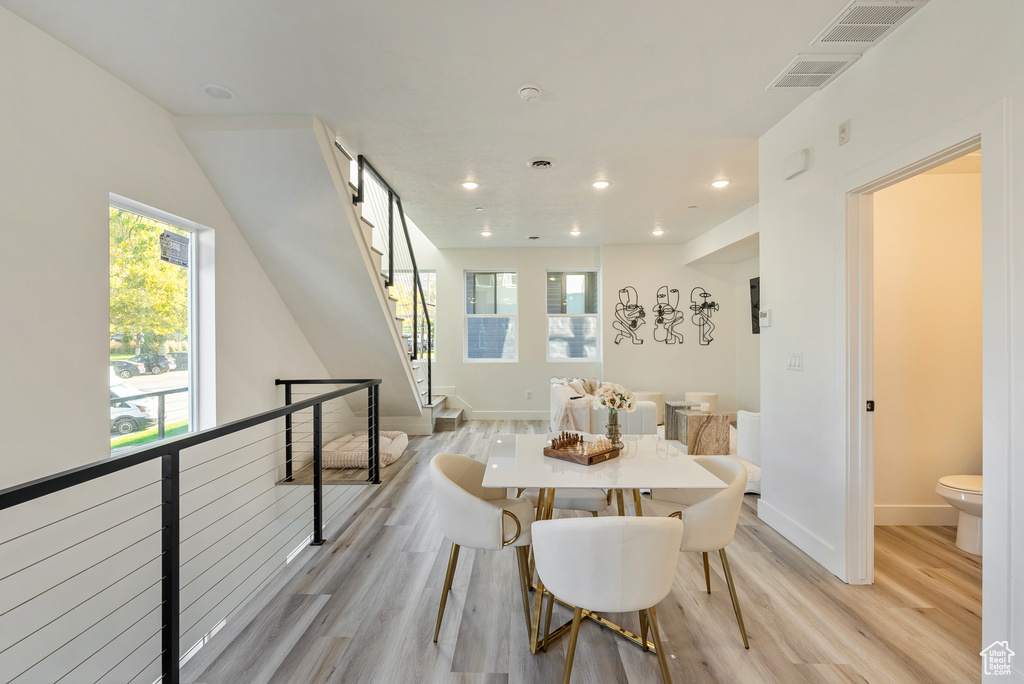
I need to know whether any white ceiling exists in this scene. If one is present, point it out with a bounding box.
[3,0,853,247]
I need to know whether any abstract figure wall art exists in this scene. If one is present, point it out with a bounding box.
[689,286,720,346]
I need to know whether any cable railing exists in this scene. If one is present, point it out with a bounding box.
[0,378,380,683]
[347,152,433,406]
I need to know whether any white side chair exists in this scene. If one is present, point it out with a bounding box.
[641,455,750,649]
[532,517,684,684]
[519,487,609,517]
[429,453,536,643]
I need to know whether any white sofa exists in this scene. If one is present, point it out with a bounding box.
[550,382,657,435]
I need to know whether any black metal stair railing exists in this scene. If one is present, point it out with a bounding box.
[346,151,433,406]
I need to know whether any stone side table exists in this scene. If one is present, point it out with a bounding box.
[664,400,699,440]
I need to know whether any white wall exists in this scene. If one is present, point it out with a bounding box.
[602,245,739,411]
[0,8,341,681]
[873,172,982,525]
[0,6,329,488]
[734,257,760,412]
[757,0,1023,669]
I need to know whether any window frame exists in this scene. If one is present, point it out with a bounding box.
[109,194,205,435]
[545,269,600,363]
[464,269,519,363]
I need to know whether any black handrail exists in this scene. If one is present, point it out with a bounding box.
[347,152,432,406]
[0,378,381,684]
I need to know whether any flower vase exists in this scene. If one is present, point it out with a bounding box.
[606,410,622,447]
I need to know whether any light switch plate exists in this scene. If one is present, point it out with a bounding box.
[786,352,804,371]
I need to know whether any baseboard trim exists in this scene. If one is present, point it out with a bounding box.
[758,499,844,580]
[874,504,959,526]
[465,410,550,421]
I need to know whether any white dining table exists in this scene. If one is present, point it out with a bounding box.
[481,432,727,654]
[481,432,728,492]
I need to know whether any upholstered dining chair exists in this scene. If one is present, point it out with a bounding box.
[429,453,536,643]
[532,517,684,684]
[519,487,610,517]
[641,455,750,649]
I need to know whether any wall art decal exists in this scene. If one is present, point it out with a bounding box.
[652,286,685,344]
[750,277,760,334]
[689,286,720,345]
[613,286,646,345]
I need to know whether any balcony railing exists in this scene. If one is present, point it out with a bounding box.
[0,379,380,684]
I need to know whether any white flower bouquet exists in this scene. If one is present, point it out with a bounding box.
[596,384,637,414]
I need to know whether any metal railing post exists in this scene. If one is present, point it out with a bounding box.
[161,450,180,683]
[369,385,381,485]
[158,393,166,440]
[387,190,395,287]
[283,383,293,482]
[311,403,325,546]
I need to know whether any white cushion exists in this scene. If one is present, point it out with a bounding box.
[322,430,408,469]
[522,487,608,513]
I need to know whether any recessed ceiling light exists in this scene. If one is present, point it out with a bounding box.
[688,205,698,210]
[592,181,610,189]
[200,83,235,100]
[652,228,665,236]
[475,207,484,212]
[711,180,730,188]
[462,181,479,190]
[570,229,582,236]
[480,230,492,237]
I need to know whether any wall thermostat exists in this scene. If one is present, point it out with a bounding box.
[759,309,771,327]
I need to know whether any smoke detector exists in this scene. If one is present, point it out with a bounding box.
[529,157,556,170]
[518,84,541,102]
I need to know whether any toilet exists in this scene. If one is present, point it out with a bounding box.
[935,475,983,556]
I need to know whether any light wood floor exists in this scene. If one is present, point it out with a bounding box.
[183,421,982,683]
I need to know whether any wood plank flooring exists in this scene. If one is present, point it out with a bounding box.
[183,421,982,683]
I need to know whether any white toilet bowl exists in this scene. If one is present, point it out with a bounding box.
[935,475,983,556]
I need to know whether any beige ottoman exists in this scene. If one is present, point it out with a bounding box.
[632,391,665,425]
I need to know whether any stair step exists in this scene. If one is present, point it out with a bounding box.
[424,394,446,409]
[360,216,375,229]
[349,180,359,196]
[434,407,463,432]
[370,245,384,256]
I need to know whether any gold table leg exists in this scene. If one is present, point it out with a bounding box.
[632,488,644,516]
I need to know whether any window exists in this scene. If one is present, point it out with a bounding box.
[109,200,197,453]
[465,271,517,361]
[546,270,599,361]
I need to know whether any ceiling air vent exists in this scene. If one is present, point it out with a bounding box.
[529,157,556,170]
[766,54,860,90]
[811,1,928,47]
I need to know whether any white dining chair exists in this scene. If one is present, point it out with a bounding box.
[519,487,610,517]
[429,453,536,643]
[532,516,684,684]
[641,455,749,648]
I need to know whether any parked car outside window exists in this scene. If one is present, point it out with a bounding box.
[168,352,189,371]
[110,359,146,379]
[110,375,154,434]
[128,354,176,374]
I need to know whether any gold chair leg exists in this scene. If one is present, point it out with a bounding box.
[529,576,547,653]
[703,552,711,594]
[719,548,749,649]
[515,546,533,640]
[632,489,644,516]
[562,606,584,684]
[516,487,525,497]
[646,606,673,684]
[542,589,555,651]
[591,511,598,517]
[433,543,460,642]
[615,489,626,516]
[639,610,649,652]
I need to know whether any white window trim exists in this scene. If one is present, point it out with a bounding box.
[545,269,600,363]
[109,194,213,431]
[464,269,519,363]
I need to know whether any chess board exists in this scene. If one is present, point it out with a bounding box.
[543,432,620,466]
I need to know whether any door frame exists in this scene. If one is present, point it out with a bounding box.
[839,100,1010,588]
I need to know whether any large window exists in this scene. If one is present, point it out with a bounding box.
[109,201,196,453]
[465,271,517,361]
[546,270,599,361]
